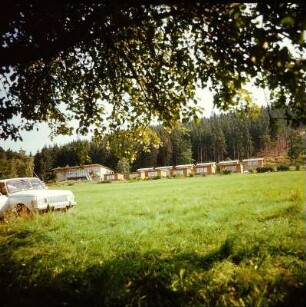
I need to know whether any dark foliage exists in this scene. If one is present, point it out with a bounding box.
[1,1,305,141]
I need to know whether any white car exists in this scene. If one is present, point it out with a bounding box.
[0,177,76,218]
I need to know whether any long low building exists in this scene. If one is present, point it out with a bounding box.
[53,164,114,181]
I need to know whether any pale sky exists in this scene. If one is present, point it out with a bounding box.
[1,86,267,154]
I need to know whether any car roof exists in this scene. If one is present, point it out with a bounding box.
[0,177,41,183]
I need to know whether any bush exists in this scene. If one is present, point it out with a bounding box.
[295,164,301,171]
[222,170,232,175]
[256,167,274,173]
[277,164,290,172]
[98,180,112,184]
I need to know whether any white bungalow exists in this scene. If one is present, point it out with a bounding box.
[53,164,114,181]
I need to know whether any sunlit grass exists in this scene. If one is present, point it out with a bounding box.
[0,171,305,306]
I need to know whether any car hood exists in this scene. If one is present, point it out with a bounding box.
[10,189,73,198]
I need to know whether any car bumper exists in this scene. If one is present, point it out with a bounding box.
[50,200,76,210]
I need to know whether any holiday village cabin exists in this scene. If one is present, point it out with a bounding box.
[124,172,145,180]
[242,158,264,171]
[137,167,167,179]
[193,162,216,175]
[171,164,194,177]
[155,166,174,177]
[218,160,243,173]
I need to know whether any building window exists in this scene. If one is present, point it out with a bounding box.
[106,174,115,180]
[148,171,157,177]
[197,167,207,173]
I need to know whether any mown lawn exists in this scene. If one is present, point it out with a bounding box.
[0,171,305,306]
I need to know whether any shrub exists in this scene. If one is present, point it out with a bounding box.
[295,164,301,171]
[222,170,232,175]
[98,180,112,184]
[256,167,274,173]
[277,164,290,172]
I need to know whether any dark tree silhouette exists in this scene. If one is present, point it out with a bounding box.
[1,1,305,141]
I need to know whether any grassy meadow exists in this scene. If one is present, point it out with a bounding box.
[0,171,305,306]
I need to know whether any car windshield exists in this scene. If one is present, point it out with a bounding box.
[6,178,45,194]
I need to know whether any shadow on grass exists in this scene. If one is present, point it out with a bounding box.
[0,230,305,307]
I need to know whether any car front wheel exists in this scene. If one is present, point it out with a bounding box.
[13,204,30,217]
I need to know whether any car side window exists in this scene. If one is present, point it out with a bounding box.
[30,179,44,190]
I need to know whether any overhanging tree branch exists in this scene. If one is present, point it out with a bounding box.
[0,1,305,141]
[0,0,197,67]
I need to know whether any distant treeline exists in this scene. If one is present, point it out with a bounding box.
[1,108,304,181]
[32,108,303,181]
[0,149,34,179]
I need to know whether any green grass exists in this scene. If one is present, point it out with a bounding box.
[0,172,305,306]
